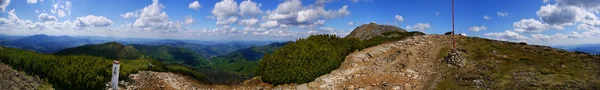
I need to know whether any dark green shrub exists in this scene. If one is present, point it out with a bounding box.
[257,34,364,85]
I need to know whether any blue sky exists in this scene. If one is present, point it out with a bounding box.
[0,0,599,45]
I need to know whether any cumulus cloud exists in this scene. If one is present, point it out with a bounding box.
[212,0,239,25]
[261,0,349,29]
[513,19,549,33]
[531,34,553,41]
[38,13,58,22]
[240,0,262,17]
[239,18,259,26]
[468,25,486,32]
[405,23,431,31]
[577,19,600,31]
[543,0,550,3]
[184,15,195,24]
[51,0,71,17]
[497,12,509,17]
[352,0,372,3]
[188,1,201,10]
[260,20,279,28]
[483,15,491,20]
[347,22,354,26]
[557,0,600,12]
[395,15,404,22]
[27,0,37,4]
[74,15,113,27]
[120,12,138,19]
[484,30,529,41]
[126,0,185,30]
[0,0,10,12]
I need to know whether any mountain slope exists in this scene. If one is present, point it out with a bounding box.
[130,44,210,68]
[54,42,142,60]
[210,42,289,76]
[345,23,408,40]
[163,42,258,58]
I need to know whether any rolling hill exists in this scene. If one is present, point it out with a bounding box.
[53,42,142,60]
[130,44,211,68]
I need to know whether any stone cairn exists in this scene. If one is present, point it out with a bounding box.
[444,49,464,67]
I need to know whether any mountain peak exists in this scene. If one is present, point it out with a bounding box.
[345,23,408,40]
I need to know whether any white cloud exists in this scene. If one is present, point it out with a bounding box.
[120,12,138,19]
[262,0,350,29]
[239,18,259,26]
[0,0,10,12]
[184,15,195,24]
[352,0,372,3]
[188,1,201,10]
[216,17,238,26]
[212,0,239,26]
[395,15,404,22]
[536,4,595,26]
[51,0,71,17]
[129,0,184,30]
[483,15,492,20]
[543,0,550,3]
[468,25,486,32]
[557,0,600,12]
[497,12,509,17]
[405,23,431,31]
[484,30,529,41]
[240,0,262,17]
[27,0,37,4]
[577,19,600,31]
[74,15,112,27]
[260,20,279,28]
[531,34,553,41]
[513,19,549,33]
[553,33,568,39]
[569,31,584,38]
[38,13,57,22]
[347,22,354,26]
[34,10,39,13]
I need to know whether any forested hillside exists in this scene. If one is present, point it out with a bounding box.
[130,44,211,68]
[209,42,289,76]
[54,42,142,60]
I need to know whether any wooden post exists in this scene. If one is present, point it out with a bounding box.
[111,61,120,90]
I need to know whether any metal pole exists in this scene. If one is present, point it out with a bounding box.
[452,0,456,49]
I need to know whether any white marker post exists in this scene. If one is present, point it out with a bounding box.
[111,61,120,90]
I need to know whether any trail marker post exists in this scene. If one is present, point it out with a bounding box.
[111,61,120,90]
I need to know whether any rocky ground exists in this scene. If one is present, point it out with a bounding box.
[0,63,46,90]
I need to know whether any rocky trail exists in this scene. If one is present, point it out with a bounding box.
[0,63,46,90]
[119,35,454,90]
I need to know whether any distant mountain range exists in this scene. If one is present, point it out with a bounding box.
[1,34,97,53]
[0,34,279,54]
[553,44,600,54]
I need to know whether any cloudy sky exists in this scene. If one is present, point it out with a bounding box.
[0,0,599,45]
